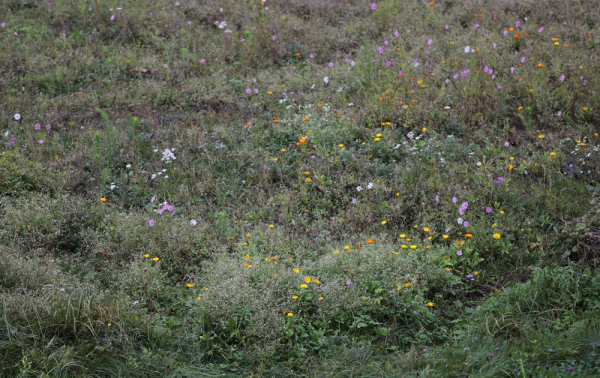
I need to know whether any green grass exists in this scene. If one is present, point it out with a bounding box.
[1,0,600,375]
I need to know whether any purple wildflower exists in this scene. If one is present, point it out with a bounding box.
[149,219,155,227]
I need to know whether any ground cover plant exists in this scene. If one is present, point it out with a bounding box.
[1,0,600,376]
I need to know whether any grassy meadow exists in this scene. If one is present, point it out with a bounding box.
[1,0,600,376]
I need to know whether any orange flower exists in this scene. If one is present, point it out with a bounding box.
[338,114,341,118]
[429,2,434,5]
[367,238,374,244]
[465,233,473,238]
[273,119,278,123]
[295,52,300,56]
[379,98,384,102]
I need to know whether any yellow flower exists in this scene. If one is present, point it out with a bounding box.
[442,235,449,239]
[423,228,430,232]
[287,312,294,317]
[246,233,251,238]
[583,107,588,111]
[397,286,402,291]
[304,171,310,175]
[401,245,407,249]
[153,257,159,261]
[244,254,250,259]
[269,224,274,228]
[406,238,411,242]
[333,250,340,255]
[300,284,308,289]
[374,138,381,142]
[144,254,150,258]
[292,296,298,300]
[344,245,350,250]
[304,277,311,283]
[399,234,406,238]
[422,127,427,133]
[273,158,278,162]
[186,283,193,288]
[550,152,556,156]
[319,297,324,301]
[281,148,287,152]
[538,135,545,139]
[493,233,501,239]
[474,271,479,275]
[445,268,451,272]
[518,106,523,110]
[293,268,300,273]
[509,164,513,171]
[339,144,344,148]
[100,197,106,202]
[305,177,312,183]
[381,221,387,225]
[492,223,497,227]
[427,302,434,307]
[410,245,417,249]
[405,283,410,288]
[197,296,202,300]
[267,91,273,95]
[500,210,505,214]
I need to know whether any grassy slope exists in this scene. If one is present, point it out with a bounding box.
[1,0,599,376]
